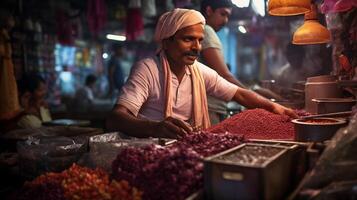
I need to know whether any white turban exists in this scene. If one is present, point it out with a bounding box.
[154,8,205,49]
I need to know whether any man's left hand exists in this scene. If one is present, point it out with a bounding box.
[271,103,298,119]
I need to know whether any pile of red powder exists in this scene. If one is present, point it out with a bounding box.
[207,108,295,140]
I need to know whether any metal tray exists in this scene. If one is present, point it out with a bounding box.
[204,143,291,200]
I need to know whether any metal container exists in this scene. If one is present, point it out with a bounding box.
[292,118,347,142]
[311,98,356,114]
[249,140,308,185]
[305,75,343,114]
[204,143,291,200]
[306,75,337,82]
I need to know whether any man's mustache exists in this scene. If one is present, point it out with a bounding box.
[184,51,200,57]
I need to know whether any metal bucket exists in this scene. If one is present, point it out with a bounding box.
[305,75,343,113]
[292,117,347,142]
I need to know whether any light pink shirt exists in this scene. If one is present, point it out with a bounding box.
[117,57,238,121]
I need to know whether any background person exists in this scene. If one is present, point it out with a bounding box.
[72,74,98,113]
[276,43,307,87]
[108,43,125,98]
[200,0,282,124]
[16,73,52,129]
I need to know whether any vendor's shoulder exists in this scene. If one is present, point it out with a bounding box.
[196,61,215,72]
[136,57,156,64]
[130,57,159,76]
[134,57,158,69]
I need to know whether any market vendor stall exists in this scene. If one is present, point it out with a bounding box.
[2,109,356,200]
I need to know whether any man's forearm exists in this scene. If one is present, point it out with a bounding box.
[233,87,298,118]
[233,88,274,111]
[106,106,158,138]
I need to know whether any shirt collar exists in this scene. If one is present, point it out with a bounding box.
[185,65,191,75]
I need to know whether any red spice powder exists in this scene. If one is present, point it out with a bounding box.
[207,108,295,140]
[302,119,337,124]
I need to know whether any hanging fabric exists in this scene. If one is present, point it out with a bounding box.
[55,9,74,45]
[321,0,357,14]
[142,0,157,17]
[87,0,107,38]
[126,0,144,40]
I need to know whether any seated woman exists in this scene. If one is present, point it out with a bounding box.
[16,73,52,128]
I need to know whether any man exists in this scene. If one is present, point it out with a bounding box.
[277,43,333,87]
[200,0,282,124]
[108,43,125,98]
[106,8,297,139]
[277,43,307,87]
[16,73,52,129]
[73,74,97,113]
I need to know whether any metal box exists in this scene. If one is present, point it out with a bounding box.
[204,143,291,200]
[311,98,356,114]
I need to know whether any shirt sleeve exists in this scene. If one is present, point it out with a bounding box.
[198,62,238,101]
[116,59,153,116]
[201,25,222,50]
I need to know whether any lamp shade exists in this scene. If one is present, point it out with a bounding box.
[292,5,331,45]
[268,0,311,16]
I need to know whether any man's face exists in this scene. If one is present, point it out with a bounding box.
[163,24,204,67]
[206,7,232,32]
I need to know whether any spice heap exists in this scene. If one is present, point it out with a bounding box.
[302,119,338,124]
[16,164,142,200]
[112,132,244,200]
[295,109,311,117]
[207,108,295,140]
[112,145,203,200]
[174,132,244,157]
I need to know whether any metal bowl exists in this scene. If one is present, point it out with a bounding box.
[292,118,347,142]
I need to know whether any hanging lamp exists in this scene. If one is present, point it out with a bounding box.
[268,0,311,16]
[292,4,331,45]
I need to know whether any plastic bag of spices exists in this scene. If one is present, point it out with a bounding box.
[87,132,130,172]
[87,132,159,172]
[17,136,87,179]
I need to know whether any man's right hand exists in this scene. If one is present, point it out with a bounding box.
[107,105,194,139]
[155,117,193,139]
